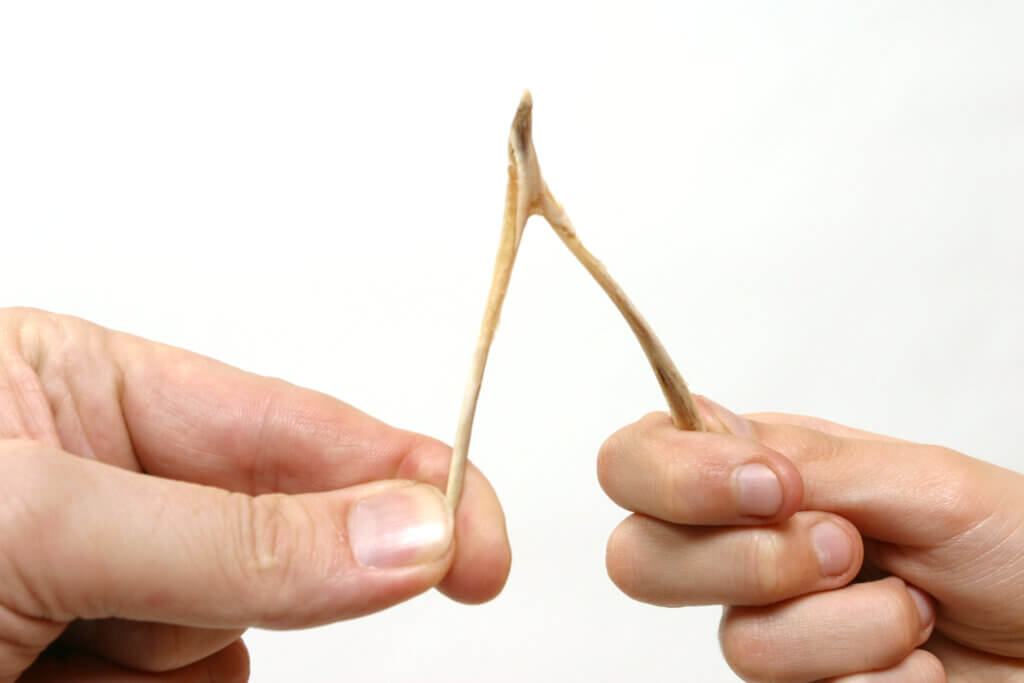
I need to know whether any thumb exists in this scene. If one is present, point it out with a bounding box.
[0,440,454,630]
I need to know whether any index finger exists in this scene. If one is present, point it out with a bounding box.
[112,331,423,492]
[110,328,511,604]
[598,412,805,525]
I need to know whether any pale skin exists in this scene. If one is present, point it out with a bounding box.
[0,308,511,681]
[5,308,1024,682]
[599,396,1024,681]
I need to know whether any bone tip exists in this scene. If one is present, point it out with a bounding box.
[512,90,533,150]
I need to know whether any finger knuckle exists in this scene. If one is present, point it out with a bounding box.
[907,649,946,681]
[719,609,777,682]
[604,521,643,598]
[598,414,676,506]
[233,493,313,598]
[879,580,924,656]
[596,429,630,491]
[10,309,70,366]
[807,430,843,465]
[916,446,985,539]
[747,529,784,601]
[767,423,840,467]
[598,413,666,469]
[0,448,70,617]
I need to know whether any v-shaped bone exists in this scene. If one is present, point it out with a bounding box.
[446,91,704,509]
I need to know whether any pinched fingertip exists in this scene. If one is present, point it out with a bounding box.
[694,395,755,438]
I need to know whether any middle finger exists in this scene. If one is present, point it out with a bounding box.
[606,510,862,607]
[720,577,936,682]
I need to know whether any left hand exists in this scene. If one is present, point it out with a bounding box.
[0,307,511,681]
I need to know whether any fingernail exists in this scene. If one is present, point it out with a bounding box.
[906,585,936,629]
[349,484,453,569]
[811,521,853,577]
[734,464,783,517]
[695,395,753,438]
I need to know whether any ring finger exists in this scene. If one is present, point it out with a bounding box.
[720,576,936,683]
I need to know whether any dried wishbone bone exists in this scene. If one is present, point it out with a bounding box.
[445,91,705,509]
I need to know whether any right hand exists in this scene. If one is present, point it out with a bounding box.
[598,396,1024,681]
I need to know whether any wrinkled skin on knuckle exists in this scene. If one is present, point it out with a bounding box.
[1,309,105,390]
[747,529,784,602]
[0,446,71,679]
[0,307,43,352]
[762,422,843,473]
[7,309,75,371]
[802,429,843,468]
[0,445,73,621]
[231,492,319,624]
[2,309,130,465]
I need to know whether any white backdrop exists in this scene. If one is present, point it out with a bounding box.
[2,2,1023,681]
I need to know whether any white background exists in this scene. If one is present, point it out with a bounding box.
[2,2,1023,681]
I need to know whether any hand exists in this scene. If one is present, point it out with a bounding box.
[0,308,510,682]
[598,396,1024,682]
